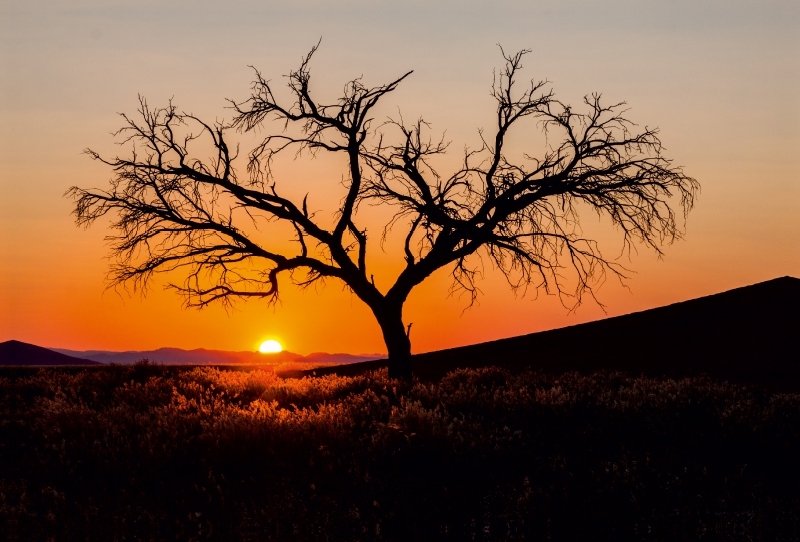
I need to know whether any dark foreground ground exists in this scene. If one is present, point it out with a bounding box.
[1,363,799,541]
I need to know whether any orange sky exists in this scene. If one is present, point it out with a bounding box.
[1,0,799,355]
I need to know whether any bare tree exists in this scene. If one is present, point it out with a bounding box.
[69,45,698,379]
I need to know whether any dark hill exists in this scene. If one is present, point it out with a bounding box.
[290,276,800,389]
[0,340,101,366]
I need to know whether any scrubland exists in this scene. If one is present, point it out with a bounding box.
[1,363,799,541]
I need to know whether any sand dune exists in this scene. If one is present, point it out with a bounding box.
[289,276,800,390]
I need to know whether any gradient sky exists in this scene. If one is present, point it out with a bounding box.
[1,0,798,355]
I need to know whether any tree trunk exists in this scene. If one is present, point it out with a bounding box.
[375,305,413,380]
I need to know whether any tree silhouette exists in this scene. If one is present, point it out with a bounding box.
[69,45,698,379]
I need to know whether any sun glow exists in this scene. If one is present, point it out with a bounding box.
[258,339,283,354]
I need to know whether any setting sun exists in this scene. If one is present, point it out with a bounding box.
[258,340,283,354]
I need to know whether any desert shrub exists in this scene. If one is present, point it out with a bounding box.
[1,366,799,541]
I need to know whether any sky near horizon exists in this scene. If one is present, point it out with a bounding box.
[1,0,799,355]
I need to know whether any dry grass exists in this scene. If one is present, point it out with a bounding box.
[1,363,799,541]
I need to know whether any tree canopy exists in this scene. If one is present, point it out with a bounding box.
[70,45,698,378]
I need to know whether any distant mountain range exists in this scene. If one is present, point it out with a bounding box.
[292,276,800,390]
[0,341,385,367]
[49,347,385,366]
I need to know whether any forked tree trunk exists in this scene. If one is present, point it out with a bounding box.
[374,304,413,380]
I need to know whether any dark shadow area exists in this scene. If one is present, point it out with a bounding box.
[1,365,799,541]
